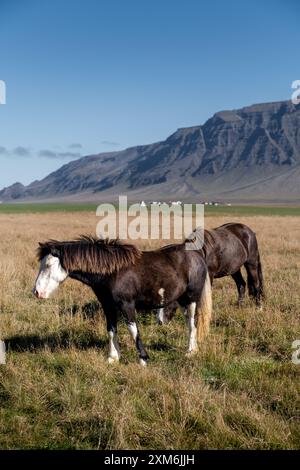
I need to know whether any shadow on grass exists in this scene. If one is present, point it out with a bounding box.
[148,341,173,351]
[5,329,107,353]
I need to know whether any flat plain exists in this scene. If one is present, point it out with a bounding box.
[0,208,299,449]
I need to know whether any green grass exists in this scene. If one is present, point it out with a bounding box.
[0,203,98,213]
[0,203,299,216]
[203,205,300,216]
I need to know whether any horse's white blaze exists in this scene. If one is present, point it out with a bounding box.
[127,322,138,341]
[108,330,120,362]
[187,302,198,353]
[157,287,165,324]
[139,358,147,366]
[34,255,68,299]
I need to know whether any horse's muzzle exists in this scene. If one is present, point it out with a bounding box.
[32,288,43,299]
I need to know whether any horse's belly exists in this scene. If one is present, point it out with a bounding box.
[136,284,185,310]
[214,265,240,277]
[211,245,248,277]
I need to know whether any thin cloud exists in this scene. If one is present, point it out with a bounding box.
[101,140,120,147]
[0,146,9,155]
[0,146,81,159]
[58,151,81,159]
[38,150,57,158]
[13,146,31,157]
[38,149,81,159]
[69,143,82,149]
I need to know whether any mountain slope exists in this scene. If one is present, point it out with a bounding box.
[1,100,300,203]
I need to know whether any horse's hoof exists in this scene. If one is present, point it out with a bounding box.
[139,358,147,366]
[107,356,119,364]
[185,349,198,357]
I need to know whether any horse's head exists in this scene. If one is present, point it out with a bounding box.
[33,242,68,299]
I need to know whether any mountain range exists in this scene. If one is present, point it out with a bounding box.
[1,100,300,204]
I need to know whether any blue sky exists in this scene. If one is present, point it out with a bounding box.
[0,0,299,188]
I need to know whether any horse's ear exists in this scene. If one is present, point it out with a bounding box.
[50,247,60,257]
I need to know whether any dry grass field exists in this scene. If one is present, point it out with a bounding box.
[0,210,299,449]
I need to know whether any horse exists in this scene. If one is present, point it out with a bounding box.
[161,222,264,324]
[33,236,212,365]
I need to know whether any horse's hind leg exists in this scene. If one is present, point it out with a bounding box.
[186,302,198,355]
[231,269,246,306]
[245,261,262,307]
[122,302,149,366]
[186,271,212,355]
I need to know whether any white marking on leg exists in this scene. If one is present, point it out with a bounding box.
[128,322,147,365]
[157,308,164,324]
[127,322,138,341]
[157,287,165,324]
[187,302,198,354]
[108,329,120,363]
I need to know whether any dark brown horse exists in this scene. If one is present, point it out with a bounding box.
[161,222,264,323]
[33,236,212,365]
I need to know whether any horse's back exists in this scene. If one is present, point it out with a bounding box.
[215,222,255,238]
[215,223,259,254]
[207,223,258,277]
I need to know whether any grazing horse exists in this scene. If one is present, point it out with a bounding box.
[161,222,264,323]
[33,236,212,365]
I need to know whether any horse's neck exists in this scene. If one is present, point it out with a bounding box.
[69,270,104,286]
[185,230,215,256]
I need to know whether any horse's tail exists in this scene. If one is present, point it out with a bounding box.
[197,271,212,343]
[257,252,264,299]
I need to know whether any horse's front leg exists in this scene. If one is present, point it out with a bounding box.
[122,302,149,366]
[105,309,120,364]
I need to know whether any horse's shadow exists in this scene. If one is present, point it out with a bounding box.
[6,333,175,356]
[148,341,171,351]
[5,302,174,354]
[5,330,107,353]
[5,301,107,353]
